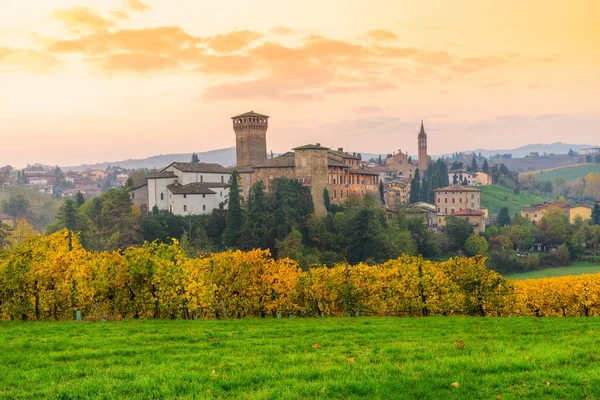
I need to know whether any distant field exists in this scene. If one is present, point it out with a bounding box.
[2,318,600,399]
[479,185,552,216]
[505,261,600,280]
[529,164,600,182]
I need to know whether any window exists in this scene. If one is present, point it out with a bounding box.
[183,205,187,212]
[437,207,440,212]
[203,205,206,211]
[183,194,187,199]
[200,175,204,183]
[220,191,222,196]
[160,193,164,201]
[445,198,448,203]
[452,198,455,203]
[131,193,135,199]
[334,190,337,198]
[202,194,206,198]
[221,176,224,183]
[459,198,462,203]
[445,208,448,214]
[451,208,455,214]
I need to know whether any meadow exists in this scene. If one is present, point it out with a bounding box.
[479,185,552,215]
[531,163,600,182]
[505,261,600,280]
[1,318,600,399]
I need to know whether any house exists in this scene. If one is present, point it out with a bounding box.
[0,213,15,227]
[385,182,410,208]
[474,172,493,185]
[144,162,231,216]
[521,201,593,224]
[406,202,437,228]
[130,184,149,214]
[448,169,477,185]
[434,185,484,232]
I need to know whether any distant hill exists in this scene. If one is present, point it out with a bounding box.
[462,142,596,159]
[62,148,237,172]
[479,185,553,216]
[526,163,600,182]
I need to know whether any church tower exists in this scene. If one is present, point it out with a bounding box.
[418,120,428,174]
[232,111,269,167]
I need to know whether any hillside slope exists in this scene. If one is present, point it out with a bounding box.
[480,185,553,216]
[532,163,600,182]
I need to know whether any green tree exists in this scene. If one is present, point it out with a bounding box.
[379,181,385,205]
[464,234,488,257]
[191,153,200,163]
[453,173,458,185]
[223,170,243,248]
[409,168,420,204]
[75,191,86,208]
[125,177,135,188]
[407,215,440,258]
[471,157,478,173]
[557,242,571,265]
[592,203,600,225]
[496,207,511,227]
[241,180,269,250]
[482,158,489,173]
[57,199,78,232]
[2,194,29,218]
[444,215,474,252]
[323,188,331,212]
[275,228,303,261]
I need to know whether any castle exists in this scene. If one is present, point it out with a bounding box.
[233,111,428,215]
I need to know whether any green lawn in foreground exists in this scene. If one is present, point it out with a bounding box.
[505,261,600,280]
[1,318,600,399]
[479,185,552,216]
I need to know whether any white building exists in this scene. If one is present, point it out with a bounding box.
[448,169,477,186]
[141,162,232,216]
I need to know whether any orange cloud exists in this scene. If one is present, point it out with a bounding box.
[0,47,61,72]
[450,56,507,73]
[366,29,397,41]
[95,53,180,73]
[52,7,113,33]
[195,55,256,75]
[205,30,262,53]
[302,35,370,59]
[126,0,151,12]
[110,10,130,20]
[415,51,454,66]
[271,26,296,35]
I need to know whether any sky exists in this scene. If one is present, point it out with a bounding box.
[1,0,599,167]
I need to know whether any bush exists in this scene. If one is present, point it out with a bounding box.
[486,250,525,274]
[524,254,540,270]
[557,243,571,265]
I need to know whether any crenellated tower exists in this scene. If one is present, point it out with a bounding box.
[232,111,269,167]
[418,120,428,174]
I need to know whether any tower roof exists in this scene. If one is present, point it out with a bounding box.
[418,120,427,138]
[231,111,269,119]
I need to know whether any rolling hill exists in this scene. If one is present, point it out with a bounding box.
[529,163,600,182]
[480,185,553,216]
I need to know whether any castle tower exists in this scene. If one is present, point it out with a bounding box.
[232,111,269,167]
[418,120,428,174]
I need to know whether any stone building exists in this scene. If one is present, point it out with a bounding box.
[417,121,428,174]
[385,150,415,179]
[233,111,380,215]
[521,201,592,224]
[434,185,486,233]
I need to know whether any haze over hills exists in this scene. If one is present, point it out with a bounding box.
[59,142,598,172]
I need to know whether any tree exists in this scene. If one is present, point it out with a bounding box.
[356,153,362,161]
[471,157,478,173]
[595,153,600,164]
[496,207,511,227]
[378,154,383,166]
[464,234,488,257]
[275,228,303,261]
[2,194,29,218]
[75,191,86,208]
[323,188,331,212]
[444,215,474,252]
[409,168,420,204]
[568,149,577,157]
[379,181,385,205]
[223,170,243,248]
[592,203,600,225]
[191,153,200,163]
[453,173,458,185]
[241,180,269,250]
[557,242,571,265]
[482,159,489,173]
[57,199,78,232]
[125,177,135,188]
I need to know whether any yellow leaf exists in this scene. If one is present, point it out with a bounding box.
[452,382,460,388]
[312,343,322,349]
[347,358,355,363]
[321,387,326,392]
[546,381,550,386]
[211,370,217,376]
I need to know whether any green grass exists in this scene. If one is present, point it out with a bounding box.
[2,318,600,399]
[505,261,600,280]
[534,164,600,182]
[480,185,552,216]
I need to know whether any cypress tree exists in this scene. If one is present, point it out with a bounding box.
[409,169,420,204]
[471,157,478,173]
[592,203,600,225]
[496,207,511,227]
[482,158,489,173]
[241,180,269,250]
[75,191,86,208]
[379,181,385,205]
[223,170,243,248]
[191,153,200,163]
[58,199,78,232]
[323,187,331,212]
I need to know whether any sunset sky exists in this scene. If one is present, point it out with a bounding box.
[1,0,599,167]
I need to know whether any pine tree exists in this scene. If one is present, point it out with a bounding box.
[58,199,78,232]
[496,207,511,227]
[379,181,385,205]
[482,158,489,173]
[241,180,269,250]
[471,157,478,173]
[191,153,200,163]
[409,169,420,204]
[223,170,243,248]
[592,203,600,225]
[75,191,85,208]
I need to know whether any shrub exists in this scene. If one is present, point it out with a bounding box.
[557,243,571,265]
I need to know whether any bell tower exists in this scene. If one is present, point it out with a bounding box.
[418,120,428,174]
[232,111,269,167]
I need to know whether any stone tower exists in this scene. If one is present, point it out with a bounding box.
[418,120,428,174]
[232,111,269,167]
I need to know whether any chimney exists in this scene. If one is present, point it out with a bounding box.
[316,143,321,146]
[338,147,344,152]
[353,152,356,156]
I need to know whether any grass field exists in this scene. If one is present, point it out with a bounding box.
[2,318,600,399]
[529,164,600,183]
[479,185,552,216]
[506,261,600,280]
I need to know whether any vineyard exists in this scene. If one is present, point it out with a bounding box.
[2,230,600,321]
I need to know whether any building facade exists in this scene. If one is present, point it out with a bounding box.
[521,201,593,224]
[385,150,415,179]
[434,185,485,233]
[417,121,428,174]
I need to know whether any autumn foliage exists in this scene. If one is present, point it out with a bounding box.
[1,229,599,320]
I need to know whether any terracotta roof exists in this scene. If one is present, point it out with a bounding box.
[433,185,480,192]
[327,157,349,168]
[292,144,330,151]
[165,162,232,174]
[454,208,485,216]
[418,120,427,138]
[349,168,379,176]
[147,171,177,179]
[167,183,220,195]
[327,149,359,160]
[253,153,296,168]
[231,111,269,119]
